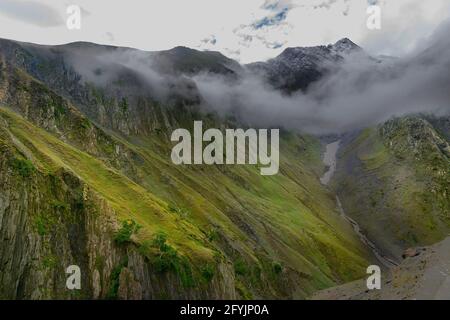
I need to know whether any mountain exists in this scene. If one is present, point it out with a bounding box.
[0,37,448,300]
[246,38,363,92]
[333,117,450,260]
[0,38,372,299]
[151,46,244,76]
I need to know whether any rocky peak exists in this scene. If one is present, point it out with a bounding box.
[331,38,360,53]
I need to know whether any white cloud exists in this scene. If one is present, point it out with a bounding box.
[0,0,449,62]
[0,0,63,27]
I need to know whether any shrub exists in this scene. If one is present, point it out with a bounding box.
[138,239,152,256]
[114,219,141,245]
[152,232,169,251]
[10,158,35,177]
[234,259,249,276]
[201,264,215,282]
[151,232,194,287]
[272,262,283,275]
[153,246,178,273]
[206,228,218,242]
[80,118,91,129]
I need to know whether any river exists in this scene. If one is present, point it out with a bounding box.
[320,140,398,268]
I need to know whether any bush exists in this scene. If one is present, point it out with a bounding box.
[10,158,35,177]
[152,232,179,273]
[206,228,218,242]
[272,262,283,275]
[152,232,167,248]
[151,232,194,287]
[234,259,249,276]
[153,246,178,273]
[138,239,152,256]
[114,219,141,245]
[201,264,215,282]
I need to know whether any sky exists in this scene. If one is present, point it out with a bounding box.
[0,0,449,63]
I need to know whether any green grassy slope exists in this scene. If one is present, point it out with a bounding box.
[334,118,450,259]
[0,105,371,298]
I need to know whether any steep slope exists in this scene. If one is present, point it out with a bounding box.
[333,117,450,260]
[0,39,373,299]
[0,107,237,299]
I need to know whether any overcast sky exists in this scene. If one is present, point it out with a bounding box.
[0,0,449,63]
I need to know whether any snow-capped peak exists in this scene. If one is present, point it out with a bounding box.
[331,38,360,53]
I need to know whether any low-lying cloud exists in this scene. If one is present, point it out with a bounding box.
[192,21,450,134]
[62,19,450,135]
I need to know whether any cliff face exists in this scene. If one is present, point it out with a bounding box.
[0,156,236,299]
[0,39,372,299]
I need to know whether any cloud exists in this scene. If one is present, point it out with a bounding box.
[191,20,450,134]
[312,0,340,10]
[1,0,450,64]
[199,35,217,46]
[229,1,295,57]
[252,7,289,29]
[262,0,295,11]
[58,16,449,135]
[0,0,63,27]
[359,0,450,57]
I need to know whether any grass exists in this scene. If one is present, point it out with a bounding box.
[335,122,450,257]
[0,108,213,261]
[0,106,371,298]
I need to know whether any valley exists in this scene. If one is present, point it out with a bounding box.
[0,36,448,300]
[320,140,399,269]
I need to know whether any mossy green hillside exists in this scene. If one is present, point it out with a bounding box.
[334,118,449,259]
[0,106,371,298]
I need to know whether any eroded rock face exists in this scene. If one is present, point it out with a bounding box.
[0,165,235,299]
[0,158,236,299]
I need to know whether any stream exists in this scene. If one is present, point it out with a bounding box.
[320,140,398,268]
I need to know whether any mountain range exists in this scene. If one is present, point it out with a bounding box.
[0,37,448,299]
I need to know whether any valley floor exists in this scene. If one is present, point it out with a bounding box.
[319,140,398,268]
[314,133,450,300]
[312,236,450,300]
